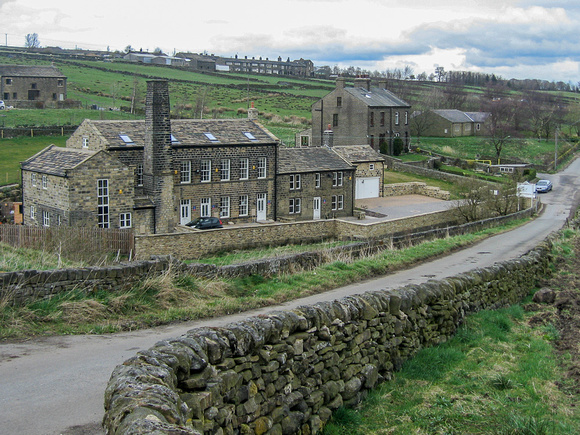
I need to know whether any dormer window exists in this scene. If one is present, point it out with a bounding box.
[119,134,134,145]
[204,132,219,143]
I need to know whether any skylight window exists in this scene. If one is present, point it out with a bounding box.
[119,134,134,145]
[171,134,180,144]
[243,132,257,141]
[204,132,219,142]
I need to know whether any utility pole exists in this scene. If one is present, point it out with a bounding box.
[554,128,558,170]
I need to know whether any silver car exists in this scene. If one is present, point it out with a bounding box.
[535,179,553,193]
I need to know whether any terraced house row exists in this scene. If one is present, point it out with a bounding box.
[21,80,386,235]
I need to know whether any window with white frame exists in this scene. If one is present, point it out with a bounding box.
[332,195,344,210]
[369,164,375,170]
[136,164,144,186]
[405,111,409,125]
[200,159,211,182]
[332,171,343,187]
[30,205,35,220]
[239,158,249,180]
[180,161,191,184]
[31,172,36,186]
[220,159,230,181]
[220,196,230,218]
[97,179,110,228]
[120,213,132,228]
[42,175,47,189]
[42,210,50,227]
[200,197,211,217]
[395,112,400,125]
[289,174,301,190]
[257,157,267,178]
[82,137,89,148]
[289,198,301,214]
[315,173,321,188]
[239,195,249,216]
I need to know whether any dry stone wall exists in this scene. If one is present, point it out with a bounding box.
[103,241,551,435]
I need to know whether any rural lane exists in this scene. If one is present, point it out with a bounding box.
[1,159,579,435]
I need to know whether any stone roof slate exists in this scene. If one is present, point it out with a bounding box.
[0,65,66,78]
[433,109,475,123]
[277,147,354,174]
[345,86,410,108]
[83,118,279,148]
[331,145,385,164]
[21,145,96,176]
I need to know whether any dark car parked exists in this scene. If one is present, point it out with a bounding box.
[535,179,553,193]
[185,216,223,229]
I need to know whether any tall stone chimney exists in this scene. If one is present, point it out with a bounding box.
[143,80,175,234]
[323,125,334,148]
[336,77,346,89]
[248,101,258,120]
[378,79,388,89]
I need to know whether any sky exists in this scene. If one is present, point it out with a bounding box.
[1,0,579,83]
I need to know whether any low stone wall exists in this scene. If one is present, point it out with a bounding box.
[0,258,171,306]
[103,241,551,434]
[135,210,459,260]
[383,182,450,200]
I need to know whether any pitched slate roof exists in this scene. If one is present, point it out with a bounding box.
[331,145,385,164]
[465,112,491,123]
[433,109,475,123]
[0,65,66,78]
[21,145,96,176]
[82,118,279,148]
[345,86,410,108]
[277,147,354,174]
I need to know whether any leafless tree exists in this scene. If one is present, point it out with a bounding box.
[25,33,40,49]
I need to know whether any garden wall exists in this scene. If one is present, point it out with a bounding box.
[103,239,552,435]
[382,182,450,200]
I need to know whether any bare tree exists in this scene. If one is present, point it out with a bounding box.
[25,33,40,49]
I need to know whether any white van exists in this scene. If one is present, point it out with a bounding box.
[0,100,5,110]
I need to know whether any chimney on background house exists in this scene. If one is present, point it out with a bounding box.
[323,124,334,148]
[143,80,175,234]
[336,77,346,89]
[354,76,371,91]
[378,79,388,89]
[248,101,258,120]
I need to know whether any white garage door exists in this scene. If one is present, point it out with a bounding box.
[356,177,380,199]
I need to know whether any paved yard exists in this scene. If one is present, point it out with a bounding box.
[354,194,454,221]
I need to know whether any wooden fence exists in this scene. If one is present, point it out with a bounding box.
[0,225,134,260]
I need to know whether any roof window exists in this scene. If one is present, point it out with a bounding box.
[171,134,180,144]
[243,132,257,141]
[204,132,219,143]
[119,134,134,145]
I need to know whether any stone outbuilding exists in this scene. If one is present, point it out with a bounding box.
[331,145,385,199]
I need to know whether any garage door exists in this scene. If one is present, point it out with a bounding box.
[356,177,380,199]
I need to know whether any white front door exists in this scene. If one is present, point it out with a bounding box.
[180,199,191,225]
[313,197,321,220]
[257,193,267,221]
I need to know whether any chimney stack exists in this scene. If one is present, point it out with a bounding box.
[248,101,258,120]
[323,124,334,148]
[143,80,175,234]
[354,76,371,91]
[336,77,346,89]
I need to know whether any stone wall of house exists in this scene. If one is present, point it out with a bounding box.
[383,182,450,200]
[103,239,551,434]
[135,209,459,260]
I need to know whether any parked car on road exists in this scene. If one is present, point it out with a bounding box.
[535,179,553,193]
[185,216,223,229]
[0,100,5,110]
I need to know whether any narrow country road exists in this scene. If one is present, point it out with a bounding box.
[1,159,579,435]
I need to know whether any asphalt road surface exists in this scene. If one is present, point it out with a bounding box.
[1,159,579,435]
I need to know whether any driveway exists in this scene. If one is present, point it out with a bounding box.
[355,194,453,221]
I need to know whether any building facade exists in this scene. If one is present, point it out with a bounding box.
[0,65,67,106]
[311,77,411,153]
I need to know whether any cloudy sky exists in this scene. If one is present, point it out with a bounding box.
[1,0,578,83]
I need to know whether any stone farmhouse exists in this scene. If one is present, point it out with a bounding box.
[310,77,412,154]
[411,109,491,137]
[21,80,370,234]
[0,65,67,107]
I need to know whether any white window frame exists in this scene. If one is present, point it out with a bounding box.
[290,174,301,190]
[42,175,47,189]
[97,179,110,228]
[337,195,344,210]
[289,198,301,214]
[42,210,50,227]
[31,172,36,187]
[395,111,400,125]
[239,195,249,216]
[369,164,375,171]
[333,171,343,187]
[220,159,230,181]
[257,157,267,179]
[201,197,211,217]
[239,158,249,180]
[220,196,230,218]
[120,213,132,228]
[136,164,144,186]
[201,159,211,182]
[82,136,89,148]
[181,160,191,184]
[315,173,321,188]
[30,205,36,220]
[332,195,337,210]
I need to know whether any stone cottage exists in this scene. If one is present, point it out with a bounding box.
[276,147,355,221]
[0,65,67,107]
[310,77,411,153]
[410,109,491,138]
